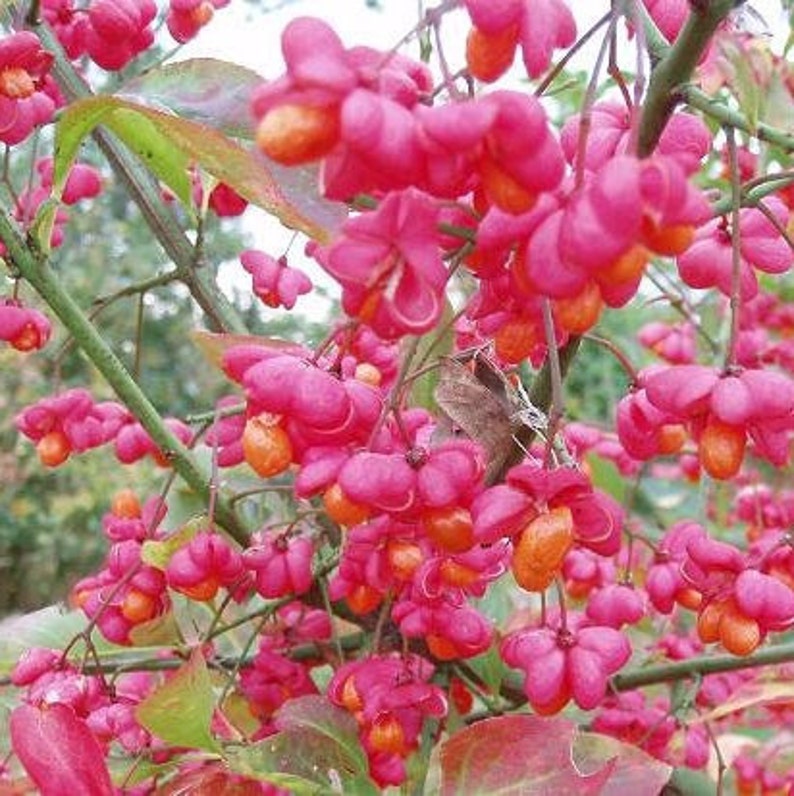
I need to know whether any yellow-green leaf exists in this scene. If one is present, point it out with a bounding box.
[134,648,220,753]
[141,517,205,570]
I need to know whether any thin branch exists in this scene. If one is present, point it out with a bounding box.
[683,84,794,153]
[534,12,612,97]
[583,333,640,385]
[540,298,565,463]
[724,126,743,370]
[0,211,248,545]
[611,640,794,691]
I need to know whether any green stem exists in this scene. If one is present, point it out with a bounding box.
[725,126,742,369]
[0,631,369,686]
[91,269,180,312]
[637,0,736,157]
[0,212,248,545]
[712,172,794,216]
[632,0,673,64]
[683,84,794,152]
[612,640,794,691]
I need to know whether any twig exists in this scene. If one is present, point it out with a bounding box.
[611,640,794,691]
[724,126,742,370]
[0,210,248,544]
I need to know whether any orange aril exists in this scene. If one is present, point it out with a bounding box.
[657,423,687,455]
[242,415,293,478]
[323,482,370,527]
[256,104,340,166]
[719,601,761,656]
[494,317,539,364]
[386,540,424,581]
[423,506,475,553]
[36,430,71,467]
[598,244,648,286]
[511,506,574,593]
[553,281,604,335]
[479,154,537,215]
[642,218,695,256]
[353,362,382,386]
[368,714,407,755]
[111,488,142,519]
[698,419,745,480]
[346,583,382,615]
[696,598,727,644]
[465,24,519,83]
[427,634,460,661]
[121,589,158,623]
[175,576,220,603]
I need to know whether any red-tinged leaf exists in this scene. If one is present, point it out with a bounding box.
[127,610,180,647]
[54,97,346,242]
[438,715,616,795]
[226,696,378,795]
[141,109,344,242]
[119,58,264,139]
[274,694,366,762]
[156,761,265,795]
[189,329,303,370]
[134,648,220,753]
[264,158,348,244]
[693,679,794,724]
[573,731,673,795]
[221,692,261,739]
[0,773,36,794]
[10,702,113,796]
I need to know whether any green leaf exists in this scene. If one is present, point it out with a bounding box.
[439,715,616,795]
[227,695,377,795]
[0,607,79,673]
[0,607,126,675]
[141,516,205,570]
[408,301,455,411]
[107,107,194,202]
[53,96,346,242]
[53,96,192,208]
[760,70,794,132]
[719,38,762,131]
[585,454,627,504]
[119,58,264,139]
[461,645,505,698]
[113,759,178,788]
[664,768,719,796]
[28,197,61,254]
[134,648,221,753]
